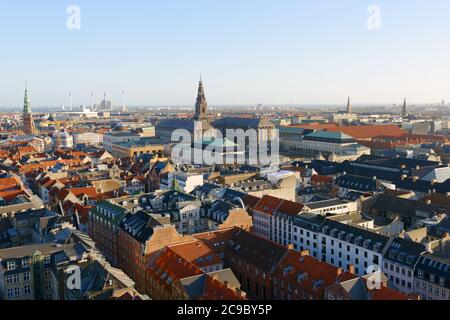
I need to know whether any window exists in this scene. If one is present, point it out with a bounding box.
[7,288,15,298]
[7,261,16,271]
[22,259,29,268]
[24,285,31,295]
[43,268,53,278]
[43,256,51,264]
[23,272,31,282]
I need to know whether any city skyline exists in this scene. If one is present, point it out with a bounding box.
[1,1,450,107]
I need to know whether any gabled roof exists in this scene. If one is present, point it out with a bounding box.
[168,241,222,269]
[253,195,284,216]
[273,251,357,299]
[226,230,288,272]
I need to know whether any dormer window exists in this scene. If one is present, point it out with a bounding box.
[418,270,424,279]
[7,261,16,271]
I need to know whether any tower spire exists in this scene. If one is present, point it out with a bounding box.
[346,96,352,114]
[402,97,407,117]
[23,84,35,134]
[194,76,208,121]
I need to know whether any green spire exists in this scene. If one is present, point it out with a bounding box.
[23,84,32,114]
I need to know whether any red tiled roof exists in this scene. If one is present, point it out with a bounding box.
[273,251,357,299]
[254,195,304,216]
[369,286,411,300]
[68,187,98,198]
[253,195,284,215]
[0,190,25,201]
[193,228,237,255]
[276,199,304,216]
[168,241,222,269]
[199,277,245,300]
[0,177,22,191]
[311,175,333,184]
[333,125,406,140]
[147,247,203,288]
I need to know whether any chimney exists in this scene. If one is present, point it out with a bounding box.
[212,274,219,281]
[348,265,356,274]
[401,174,407,181]
[373,176,377,181]
[416,165,421,170]
[426,199,432,205]
[287,244,295,250]
[336,268,344,276]
[412,176,419,182]
[300,250,310,257]
[223,281,230,289]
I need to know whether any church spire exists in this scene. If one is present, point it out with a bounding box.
[402,97,407,117]
[22,84,35,134]
[194,76,208,121]
[346,96,352,114]
[23,84,32,114]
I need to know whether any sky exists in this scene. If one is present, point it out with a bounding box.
[0,0,450,108]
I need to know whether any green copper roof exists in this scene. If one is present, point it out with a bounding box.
[23,87,32,114]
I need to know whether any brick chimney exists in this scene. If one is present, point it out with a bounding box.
[336,268,344,276]
[300,250,310,257]
[348,265,356,274]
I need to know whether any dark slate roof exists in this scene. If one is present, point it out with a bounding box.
[339,156,444,183]
[433,216,450,237]
[212,117,274,130]
[207,200,238,223]
[321,219,390,253]
[335,174,385,193]
[191,183,221,196]
[14,208,59,221]
[119,211,156,243]
[292,214,326,232]
[415,254,450,289]
[373,194,449,218]
[394,178,449,194]
[291,160,339,175]
[221,188,247,202]
[156,119,197,131]
[227,230,287,272]
[341,191,366,201]
[383,238,427,268]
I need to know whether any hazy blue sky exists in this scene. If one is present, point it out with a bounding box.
[0,0,449,108]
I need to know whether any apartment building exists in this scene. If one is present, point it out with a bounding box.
[73,132,104,146]
[0,243,88,300]
[414,253,450,300]
[382,238,426,295]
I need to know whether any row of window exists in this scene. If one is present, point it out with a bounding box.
[6,286,31,298]
[6,272,31,284]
